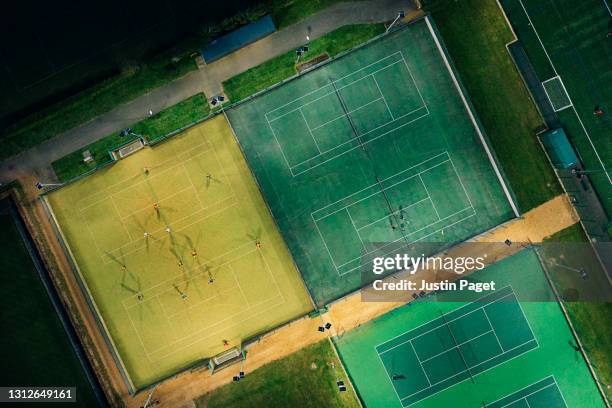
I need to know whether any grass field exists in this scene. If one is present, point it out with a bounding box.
[1,57,197,162]
[335,249,605,407]
[45,115,313,390]
[226,17,515,306]
[52,93,210,182]
[0,199,98,406]
[272,0,362,29]
[501,0,612,214]
[195,340,360,407]
[424,0,561,212]
[542,224,612,398]
[223,24,385,103]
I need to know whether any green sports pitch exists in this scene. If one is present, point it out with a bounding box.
[335,249,605,408]
[44,116,313,390]
[226,16,517,306]
[501,0,612,214]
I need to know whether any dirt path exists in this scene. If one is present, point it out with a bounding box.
[124,194,578,407]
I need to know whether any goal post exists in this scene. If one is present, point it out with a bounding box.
[110,138,146,161]
[207,347,244,374]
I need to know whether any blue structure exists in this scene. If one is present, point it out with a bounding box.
[202,15,276,63]
[539,128,579,169]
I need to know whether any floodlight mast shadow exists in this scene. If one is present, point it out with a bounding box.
[386,11,405,33]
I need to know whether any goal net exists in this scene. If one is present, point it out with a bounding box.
[111,138,145,160]
[542,76,572,112]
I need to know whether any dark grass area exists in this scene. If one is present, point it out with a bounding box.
[543,224,612,396]
[52,93,209,182]
[222,24,385,103]
[424,0,561,212]
[194,340,360,408]
[1,57,198,162]
[501,0,612,215]
[0,201,98,406]
[272,0,363,30]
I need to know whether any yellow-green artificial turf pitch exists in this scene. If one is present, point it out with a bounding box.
[45,115,313,390]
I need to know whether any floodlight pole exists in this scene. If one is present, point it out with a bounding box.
[571,168,612,177]
[36,182,63,190]
[547,260,587,279]
[143,384,159,408]
[386,11,405,33]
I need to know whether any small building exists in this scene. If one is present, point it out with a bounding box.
[539,128,579,169]
[201,15,276,63]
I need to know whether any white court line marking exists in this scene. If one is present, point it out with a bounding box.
[264,52,427,176]
[265,52,403,117]
[77,141,213,212]
[291,109,429,177]
[483,308,505,353]
[300,108,321,153]
[375,343,405,404]
[346,208,367,251]
[400,339,537,402]
[123,302,154,362]
[267,60,404,123]
[315,160,448,221]
[122,241,257,305]
[419,174,440,221]
[355,197,430,232]
[313,153,449,217]
[102,140,237,262]
[499,384,559,408]
[378,293,513,356]
[419,329,495,365]
[373,75,395,120]
[335,208,475,275]
[411,340,432,386]
[552,376,570,408]
[266,115,295,177]
[309,97,384,132]
[516,0,610,185]
[485,376,556,407]
[183,163,206,211]
[228,263,251,307]
[149,255,285,360]
[375,287,513,350]
[104,198,237,265]
[425,17,520,216]
[374,287,540,405]
[399,50,428,109]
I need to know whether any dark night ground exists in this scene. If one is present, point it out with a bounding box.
[0,0,256,127]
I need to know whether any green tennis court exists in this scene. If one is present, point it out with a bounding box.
[501,0,612,214]
[335,250,605,408]
[376,286,537,406]
[226,16,516,306]
[487,376,567,408]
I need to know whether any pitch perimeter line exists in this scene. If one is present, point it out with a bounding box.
[425,16,521,216]
[516,0,611,185]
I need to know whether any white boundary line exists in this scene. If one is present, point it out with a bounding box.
[131,248,285,360]
[541,76,572,112]
[373,286,542,405]
[311,153,475,275]
[425,16,521,216]
[265,52,403,117]
[378,291,514,356]
[485,375,566,408]
[516,0,611,185]
[265,52,428,176]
